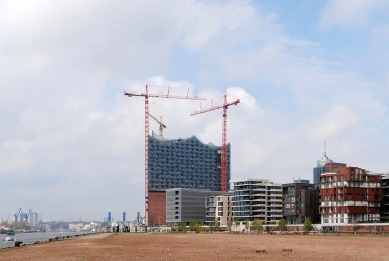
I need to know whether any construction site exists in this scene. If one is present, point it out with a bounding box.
[124,85,239,226]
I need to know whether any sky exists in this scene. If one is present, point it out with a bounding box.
[1,0,389,222]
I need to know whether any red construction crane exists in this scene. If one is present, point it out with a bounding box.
[124,85,205,225]
[191,94,240,192]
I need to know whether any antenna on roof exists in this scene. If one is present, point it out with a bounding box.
[324,140,327,157]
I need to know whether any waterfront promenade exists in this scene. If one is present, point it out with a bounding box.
[1,232,389,260]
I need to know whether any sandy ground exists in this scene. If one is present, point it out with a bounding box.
[1,232,389,261]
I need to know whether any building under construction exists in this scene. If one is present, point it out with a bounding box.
[124,86,238,225]
[148,131,230,225]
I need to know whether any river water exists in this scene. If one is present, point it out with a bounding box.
[0,231,91,249]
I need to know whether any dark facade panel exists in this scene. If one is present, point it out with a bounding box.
[148,134,230,191]
[166,188,229,223]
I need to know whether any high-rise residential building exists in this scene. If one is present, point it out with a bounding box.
[205,194,233,227]
[148,131,231,225]
[319,167,382,225]
[165,188,230,224]
[282,180,320,225]
[230,178,283,224]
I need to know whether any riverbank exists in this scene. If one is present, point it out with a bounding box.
[1,232,389,260]
[0,231,94,250]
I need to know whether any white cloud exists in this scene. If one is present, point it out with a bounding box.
[182,1,256,50]
[319,0,386,29]
[238,140,267,171]
[371,23,389,44]
[1,0,388,221]
[308,105,360,142]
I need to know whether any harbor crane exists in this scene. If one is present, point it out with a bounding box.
[13,207,22,221]
[24,209,32,222]
[191,94,240,192]
[148,113,166,137]
[124,85,206,224]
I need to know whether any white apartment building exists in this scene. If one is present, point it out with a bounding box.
[231,178,283,224]
[205,194,233,228]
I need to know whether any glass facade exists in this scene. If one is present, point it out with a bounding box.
[313,166,324,188]
[148,133,230,191]
[231,179,283,223]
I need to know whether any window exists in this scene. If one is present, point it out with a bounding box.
[175,191,179,195]
[218,202,223,206]
[283,187,295,197]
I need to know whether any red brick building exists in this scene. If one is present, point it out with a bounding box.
[324,162,346,172]
[320,167,382,225]
[148,191,167,225]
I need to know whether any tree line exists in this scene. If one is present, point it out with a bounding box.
[173,217,313,233]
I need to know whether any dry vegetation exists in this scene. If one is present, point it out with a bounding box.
[1,232,389,260]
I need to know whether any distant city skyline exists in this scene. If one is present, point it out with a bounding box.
[1,1,389,221]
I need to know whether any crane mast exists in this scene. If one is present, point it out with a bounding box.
[191,94,240,191]
[124,85,205,225]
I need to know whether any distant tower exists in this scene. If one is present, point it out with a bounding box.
[313,140,333,187]
[30,213,38,226]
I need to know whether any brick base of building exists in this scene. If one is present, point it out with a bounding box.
[148,190,167,226]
